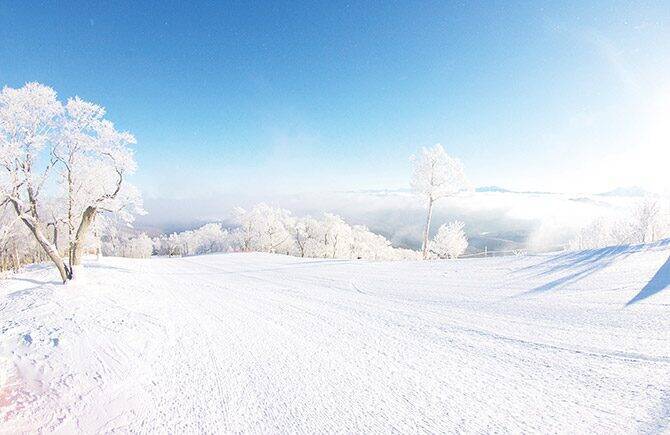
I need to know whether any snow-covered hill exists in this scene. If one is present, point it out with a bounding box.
[1,243,669,432]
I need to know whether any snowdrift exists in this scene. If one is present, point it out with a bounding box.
[1,242,669,432]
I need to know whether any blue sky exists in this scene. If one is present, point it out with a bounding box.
[2,1,669,198]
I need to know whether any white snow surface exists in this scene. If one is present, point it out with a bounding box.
[1,242,669,433]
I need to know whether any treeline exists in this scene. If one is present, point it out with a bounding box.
[152,204,423,261]
[569,198,670,250]
[1,199,469,273]
[106,203,469,261]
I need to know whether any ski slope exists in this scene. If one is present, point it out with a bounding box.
[1,242,669,433]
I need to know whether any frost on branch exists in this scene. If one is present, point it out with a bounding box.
[411,144,468,201]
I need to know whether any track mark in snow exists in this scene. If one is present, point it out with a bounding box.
[0,248,668,432]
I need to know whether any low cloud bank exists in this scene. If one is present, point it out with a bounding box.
[136,190,644,253]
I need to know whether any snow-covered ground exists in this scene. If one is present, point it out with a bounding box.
[1,243,669,433]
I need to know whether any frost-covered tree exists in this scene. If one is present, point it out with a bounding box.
[349,225,393,260]
[321,213,352,259]
[0,83,70,281]
[293,213,413,260]
[190,223,229,255]
[152,223,231,257]
[633,197,663,244]
[54,96,143,270]
[100,226,153,259]
[292,217,324,257]
[120,233,153,258]
[0,83,142,282]
[570,218,611,250]
[411,144,468,259]
[292,218,310,257]
[232,204,295,254]
[292,216,331,258]
[431,220,468,259]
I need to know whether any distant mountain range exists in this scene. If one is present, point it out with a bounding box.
[476,185,651,197]
[596,186,650,197]
[336,185,652,197]
[474,186,557,195]
[474,186,512,193]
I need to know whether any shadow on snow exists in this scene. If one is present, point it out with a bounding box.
[513,239,670,298]
[626,255,670,306]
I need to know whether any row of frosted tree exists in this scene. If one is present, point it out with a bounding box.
[147,204,467,261]
[569,197,670,250]
[151,209,420,261]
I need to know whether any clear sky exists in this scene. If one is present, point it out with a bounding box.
[2,1,669,198]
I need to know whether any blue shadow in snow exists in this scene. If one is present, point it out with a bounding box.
[626,255,670,305]
[514,239,670,296]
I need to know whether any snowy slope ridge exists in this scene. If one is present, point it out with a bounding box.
[1,242,669,433]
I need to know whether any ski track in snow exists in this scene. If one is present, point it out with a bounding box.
[1,243,669,433]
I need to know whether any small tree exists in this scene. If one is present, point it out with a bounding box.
[411,144,468,259]
[633,197,662,243]
[292,218,312,257]
[431,220,468,259]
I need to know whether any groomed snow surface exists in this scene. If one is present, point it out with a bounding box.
[1,242,669,433]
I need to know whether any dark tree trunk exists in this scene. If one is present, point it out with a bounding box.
[71,206,97,267]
